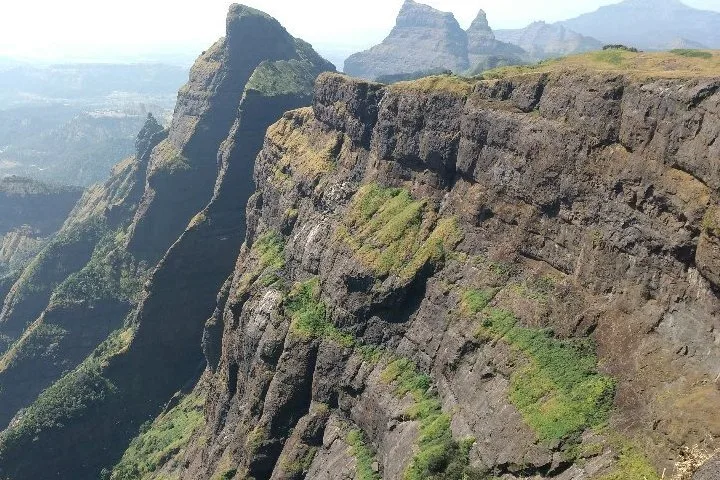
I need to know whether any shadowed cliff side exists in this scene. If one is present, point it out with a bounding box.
[0,5,333,480]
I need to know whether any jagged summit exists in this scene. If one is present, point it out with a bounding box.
[467,9,494,40]
[344,1,526,80]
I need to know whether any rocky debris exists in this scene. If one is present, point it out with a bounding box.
[344,1,524,80]
[495,21,603,60]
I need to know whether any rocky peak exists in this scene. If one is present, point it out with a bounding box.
[395,0,461,29]
[134,113,164,156]
[467,9,495,41]
[225,4,297,67]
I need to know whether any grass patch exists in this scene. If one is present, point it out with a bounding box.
[111,389,207,480]
[286,278,354,347]
[236,231,286,297]
[337,184,462,279]
[598,443,660,480]
[381,358,478,480]
[461,288,497,315]
[151,140,191,175]
[671,49,713,60]
[593,49,627,66]
[347,429,382,480]
[266,108,341,179]
[477,309,615,444]
[391,74,476,96]
[247,59,317,97]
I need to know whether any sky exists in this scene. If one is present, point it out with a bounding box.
[0,0,718,66]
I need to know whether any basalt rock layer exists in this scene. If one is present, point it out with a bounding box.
[135,59,720,480]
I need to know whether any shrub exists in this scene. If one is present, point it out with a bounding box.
[603,45,639,52]
[347,429,382,480]
[671,49,713,60]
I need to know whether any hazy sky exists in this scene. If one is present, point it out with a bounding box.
[1,0,718,65]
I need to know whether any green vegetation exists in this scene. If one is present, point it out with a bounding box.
[246,59,317,96]
[337,184,462,279]
[51,229,147,306]
[0,326,134,454]
[111,389,207,480]
[593,49,627,66]
[391,74,476,96]
[702,207,720,237]
[381,358,478,480]
[460,288,497,315]
[477,309,615,444]
[236,231,286,297]
[267,108,340,179]
[671,49,713,60]
[286,278,354,347]
[347,429,382,480]
[283,447,318,476]
[598,443,660,480]
[152,140,191,175]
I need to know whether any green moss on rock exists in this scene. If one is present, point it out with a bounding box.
[477,308,615,444]
[111,389,207,480]
[338,184,462,279]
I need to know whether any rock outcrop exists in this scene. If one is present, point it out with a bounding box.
[0,5,332,479]
[124,54,719,480]
[344,1,524,81]
[495,22,603,60]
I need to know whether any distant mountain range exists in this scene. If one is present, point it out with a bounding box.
[558,0,720,50]
[343,0,720,80]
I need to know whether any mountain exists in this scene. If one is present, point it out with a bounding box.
[0,5,333,479]
[344,0,524,80]
[103,51,720,480]
[496,21,603,59]
[559,0,720,50]
[0,176,82,306]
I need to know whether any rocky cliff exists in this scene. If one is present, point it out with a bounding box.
[0,5,332,479]
[0,177,82,319]
[113,51,720,480]
[344,1,523,81]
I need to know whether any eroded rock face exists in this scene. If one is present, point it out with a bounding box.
[163,71,719,480]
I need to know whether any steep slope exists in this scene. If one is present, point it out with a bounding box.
[496,22,603,60]
[559,0,720,50]
[0,5,333,480]
[135,52,720,480]
[0,177,82,307]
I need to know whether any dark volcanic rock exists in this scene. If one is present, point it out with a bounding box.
[161,67,719,480]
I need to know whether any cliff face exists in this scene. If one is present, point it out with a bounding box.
[0,6,332,479]
[136,59,719,480]
[344,1,523,81]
